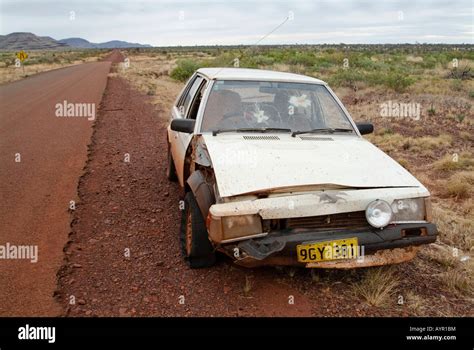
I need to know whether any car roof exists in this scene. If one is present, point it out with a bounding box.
[196,67,326,84]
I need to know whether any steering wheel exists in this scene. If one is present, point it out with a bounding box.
[216,110,251,129]
[222,111,243,119]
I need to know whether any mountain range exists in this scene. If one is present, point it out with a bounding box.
[0,32,152,50]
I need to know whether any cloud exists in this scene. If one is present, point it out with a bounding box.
[0,0,472,45]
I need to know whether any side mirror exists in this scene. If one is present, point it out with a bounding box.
[171,119,195,134]
[356,122,374,135]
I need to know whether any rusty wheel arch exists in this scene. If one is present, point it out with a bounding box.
[184,136,217,219]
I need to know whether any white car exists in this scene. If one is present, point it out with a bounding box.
[167,68,437,268]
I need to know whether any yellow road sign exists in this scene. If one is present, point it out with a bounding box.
[16,51,28,62]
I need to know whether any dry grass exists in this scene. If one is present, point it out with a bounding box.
[368,133,452,154]
[443,171,474,199]
[286,267,297,278]
[0,62,79,84]
[423,243,461,268]
[396,158,410,170]
[432,203,473,251]
[352,267,400,307]
[0,51,104,85]
[118,53,183,121]
[419,244,473,297]
[434,153,474,171]
[437,263,473,296]
[405,291,427,316]
[445,179,470,198]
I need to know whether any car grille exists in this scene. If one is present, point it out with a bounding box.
[242,135,280,140]
[286,211,369,230]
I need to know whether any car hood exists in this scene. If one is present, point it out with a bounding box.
[201,134,426,198]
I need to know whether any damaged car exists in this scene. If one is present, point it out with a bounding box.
[167,68,437,268]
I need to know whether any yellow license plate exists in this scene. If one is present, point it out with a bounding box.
[296,238,359,263]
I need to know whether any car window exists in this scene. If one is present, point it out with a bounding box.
[176,75,196,111]
[179,76,203,117]
[187,80,207,120]
[316,88,352,129]
[201,80,353,132]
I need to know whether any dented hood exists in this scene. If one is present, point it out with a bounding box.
[201,134,425,198]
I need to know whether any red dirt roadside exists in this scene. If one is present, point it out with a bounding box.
[0,61,111,316]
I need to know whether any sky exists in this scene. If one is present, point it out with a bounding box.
[0,0,472,45]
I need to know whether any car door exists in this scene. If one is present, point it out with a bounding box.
[169,74,207,186]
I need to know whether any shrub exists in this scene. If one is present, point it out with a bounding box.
[329,69,365,89]
[444,173,473,199]
[170,59,202,82]
[352,267,399,307]
[383,72,415,92]
[434,153,474,171]
[451,79,463,92]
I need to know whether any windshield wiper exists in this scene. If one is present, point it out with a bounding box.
[212,127,292,136]
[291,128,354,137]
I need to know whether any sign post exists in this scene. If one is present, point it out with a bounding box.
[15,50,28,75]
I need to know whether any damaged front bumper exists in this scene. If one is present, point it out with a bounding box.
[219,222,437,268]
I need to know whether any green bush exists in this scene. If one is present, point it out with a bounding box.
[170,59,202,82]
[288,51,317,67]
[382,72,415,92]
[250,55,275,66]
[451,79,463,91]
[328,69,365,88]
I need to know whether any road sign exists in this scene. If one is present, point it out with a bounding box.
[16,51,28,62]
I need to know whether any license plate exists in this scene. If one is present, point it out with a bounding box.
[296,238,359,263]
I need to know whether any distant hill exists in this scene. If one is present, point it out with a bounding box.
[57,37,95,49]
[59,38,151,49]
[0,32,69,50]
[0,32,152,50]
[59,38,152,49]
[97,40,152,49]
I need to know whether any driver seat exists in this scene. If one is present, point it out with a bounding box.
[201,90,242,131]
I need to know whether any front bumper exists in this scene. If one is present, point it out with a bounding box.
[220,222,437,268]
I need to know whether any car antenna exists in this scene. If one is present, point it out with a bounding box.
[212,13,293,77]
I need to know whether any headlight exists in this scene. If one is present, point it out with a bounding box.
[390,198,426,222]
[366,200,393,228]
[208,214,262,243]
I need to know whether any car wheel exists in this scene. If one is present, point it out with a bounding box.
[180,191,216,268]
[166,143,178,182]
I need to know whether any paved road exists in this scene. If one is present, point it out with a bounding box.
[0,61,111,316]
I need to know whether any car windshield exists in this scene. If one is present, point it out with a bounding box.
[200,80,354,133]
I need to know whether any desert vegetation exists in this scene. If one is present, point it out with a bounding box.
[0,49,106,84]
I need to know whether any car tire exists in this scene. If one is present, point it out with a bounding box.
[166,143,178,182]
[180,191,216,268]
